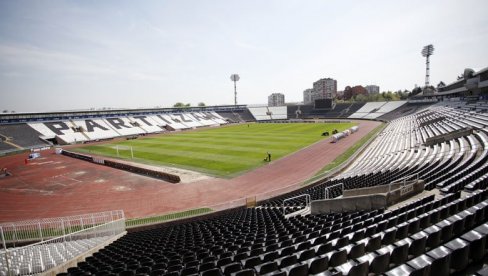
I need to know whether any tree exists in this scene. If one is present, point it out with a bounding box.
[397,90,410,100]
[351,85,368,98]
[354,94,367,102]
[384,91,393,101]
[343,86,353,100]
[173,102,191,108]
[368,93,382,102]
[173,102,184,107]
[411,87,422,96]
[198,102,206,107]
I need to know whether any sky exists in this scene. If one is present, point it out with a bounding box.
[1,0,487,112]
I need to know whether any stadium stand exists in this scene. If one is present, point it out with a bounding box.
[324,103,365,118]
[0,111,229,147]
[28,121,89,144]
[1,237,110,275]
[247,106,288,121]
[4,101,414,153]
[215,112,240,123]
[43,102,488,276]
[0,124,50,149]
[267,107,288,120]
[103,117,147,136]
[207,112,229,125]
[190,112,225,126]
[173,113,206,128]
[71,119,122,141]
[216,109,255,123]
[0,110,233,151]
[248,107,273,121]
[145,114,187,130]
[287,103,366,119]
[378,102,435,122]
[56,190,488,276]
[129,116,166,133]
[0,141,16,152]
[287,105,314,119]
[375,101,408,114]
[348,102,386,118]
[0,211,125,275]
[349,101,407,119]
[263,104,488,208]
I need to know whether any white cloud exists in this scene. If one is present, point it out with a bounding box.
[0,0,487,111]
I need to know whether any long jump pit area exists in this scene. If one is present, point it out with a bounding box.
[0,120,381,223]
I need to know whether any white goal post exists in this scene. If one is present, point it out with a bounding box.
[115,145,134,159]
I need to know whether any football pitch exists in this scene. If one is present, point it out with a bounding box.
[74,122,356,177]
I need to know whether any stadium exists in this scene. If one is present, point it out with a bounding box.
[3,69,488,275]
[2,1,488,276]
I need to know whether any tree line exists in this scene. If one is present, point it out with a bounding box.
[173,102,206,108]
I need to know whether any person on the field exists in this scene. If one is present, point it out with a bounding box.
[267,152,271,162]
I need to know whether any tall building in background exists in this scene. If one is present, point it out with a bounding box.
[365,85,380,94]
[268,93,285,106]
[313,78,337,99]
[303,89,314,105]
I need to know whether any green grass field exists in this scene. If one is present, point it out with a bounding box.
[74,123,356,177]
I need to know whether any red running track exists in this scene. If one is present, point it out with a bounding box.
[0,120,381,222]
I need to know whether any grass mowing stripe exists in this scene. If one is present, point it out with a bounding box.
[78,148,254,176]
[86,141,293,160]
[79,146,258,166]
[111,134,319,153]
[126,147,272,165]
[125,140,314,152]
[121,136,314,148]
[136,143,292,156]
[139,134,313,143]
[75,122,356,177]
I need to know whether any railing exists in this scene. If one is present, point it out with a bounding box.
[282,194,310,216]
[324,183,344,199]
[0,215,125,275]
[388,173,420,192]
[0,210,124,247]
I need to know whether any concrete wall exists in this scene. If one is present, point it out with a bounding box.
[343,182,401,197]
[311,194,387,214]
[311,180,425,214]
[386,180,425,205]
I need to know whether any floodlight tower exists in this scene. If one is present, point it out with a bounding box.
[230,74,240,105]
[421,44,434,87]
